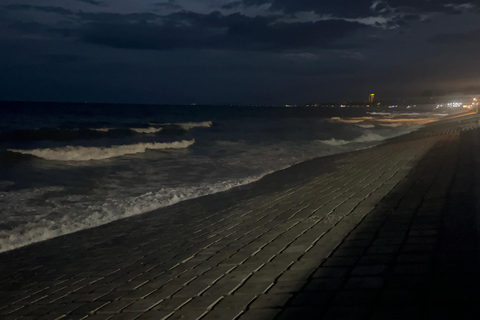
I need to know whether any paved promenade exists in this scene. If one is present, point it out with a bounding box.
[1,114,480,319]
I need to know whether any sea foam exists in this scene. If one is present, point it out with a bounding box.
[319,132,386,146]
[131,127,163,134]
[149,121,213,130]
[8,140,195,161]
[0,175,264,253]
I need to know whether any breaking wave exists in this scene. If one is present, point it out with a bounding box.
[319,133,386,146]
[356,124,375,128]
[330,117,373,124]
[92,127,163,134]
[0,175,264,253]
[149,121,213,130]
[379,123,403,127]
[131,127,163,134]
[177,121,213,130]
[8,140,195,161]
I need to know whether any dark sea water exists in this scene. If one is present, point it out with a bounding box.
[0,101,452,252]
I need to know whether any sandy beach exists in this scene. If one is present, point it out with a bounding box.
[1,112,480,320]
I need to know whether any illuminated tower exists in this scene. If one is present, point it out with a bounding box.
[369,93,375,104]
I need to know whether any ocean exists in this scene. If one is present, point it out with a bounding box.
[0,102,453,252]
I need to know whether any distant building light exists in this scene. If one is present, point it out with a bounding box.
[369,93,375,104]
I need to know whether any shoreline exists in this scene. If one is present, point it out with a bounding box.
[0,111,475,255]
[1,111,479,319]
[0,110,462,254]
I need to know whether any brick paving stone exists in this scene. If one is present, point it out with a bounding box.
[56,314,85,320]
[95,290,132,302]
[199,308,243,320]
[312,267,349,278]
[350,265,388,276]
[233,280,273,295]
[212,294,255,310]
[127,310,171,320]
[179,295,222,310]
[230,262,264,274]
[322,306,371,320]
[357,254,395,265]
[83,315,115,320]
[288,259,321,271]
[266,281,305,294]
[248,293,292,309]
[289,290,336,307]
[236,308,280,320]
[107,312,146,320]
[332,289,378,306]
[164,308,207,320]
[322,257,358,267]
[371,306,424,320]
[391,263,430,275]
[395,253,432,263]
[378,289,426,306]
[90,300,136,316]
[0,304,26,316]
[276,306,325,320]
[345,277,384,289]
[49,303,86,315]
[122,298,163,313]
[366,245,400,255]
[200,281,241,297]
[70,301,110,315]
[153,297,190,312]
[171,283,210,298]
[28,303,63,316]
[275,269,314,282]
[302,277,344,291]
[244,269,283,283]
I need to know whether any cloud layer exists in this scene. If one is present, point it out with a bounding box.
[1,0,480,104]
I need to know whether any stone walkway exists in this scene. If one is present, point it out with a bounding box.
[1,114,479,320]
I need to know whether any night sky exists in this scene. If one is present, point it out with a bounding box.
[2,0,480,105]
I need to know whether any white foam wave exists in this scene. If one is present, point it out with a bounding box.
[176,121,213,130]
[131,127,163,134]
[91,128,112,132]
[150,121,213,130]
[367,112,390,115]
[319,132,386,146]
[356,124,375,128]
[330,117,373,124]
[91,127,163,134]
[396,112,420,116]
[0,176,264,253]
[379,123,403,127]
[319,138,349,146]
[8,140,195,161]
[377,118,436,125]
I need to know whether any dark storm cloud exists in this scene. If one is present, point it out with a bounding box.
[80,11,366,51]
[153,0,183,11]
[77,0,105,6]
[38,54,87,64]
[4,4,74,15]
[243,0,477,16]
[221,1,243,10]
[78,11,159,23]
[244,0,374,18]
[3,0,480,104]
[6,21,48,35]
[386,0,475,14]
